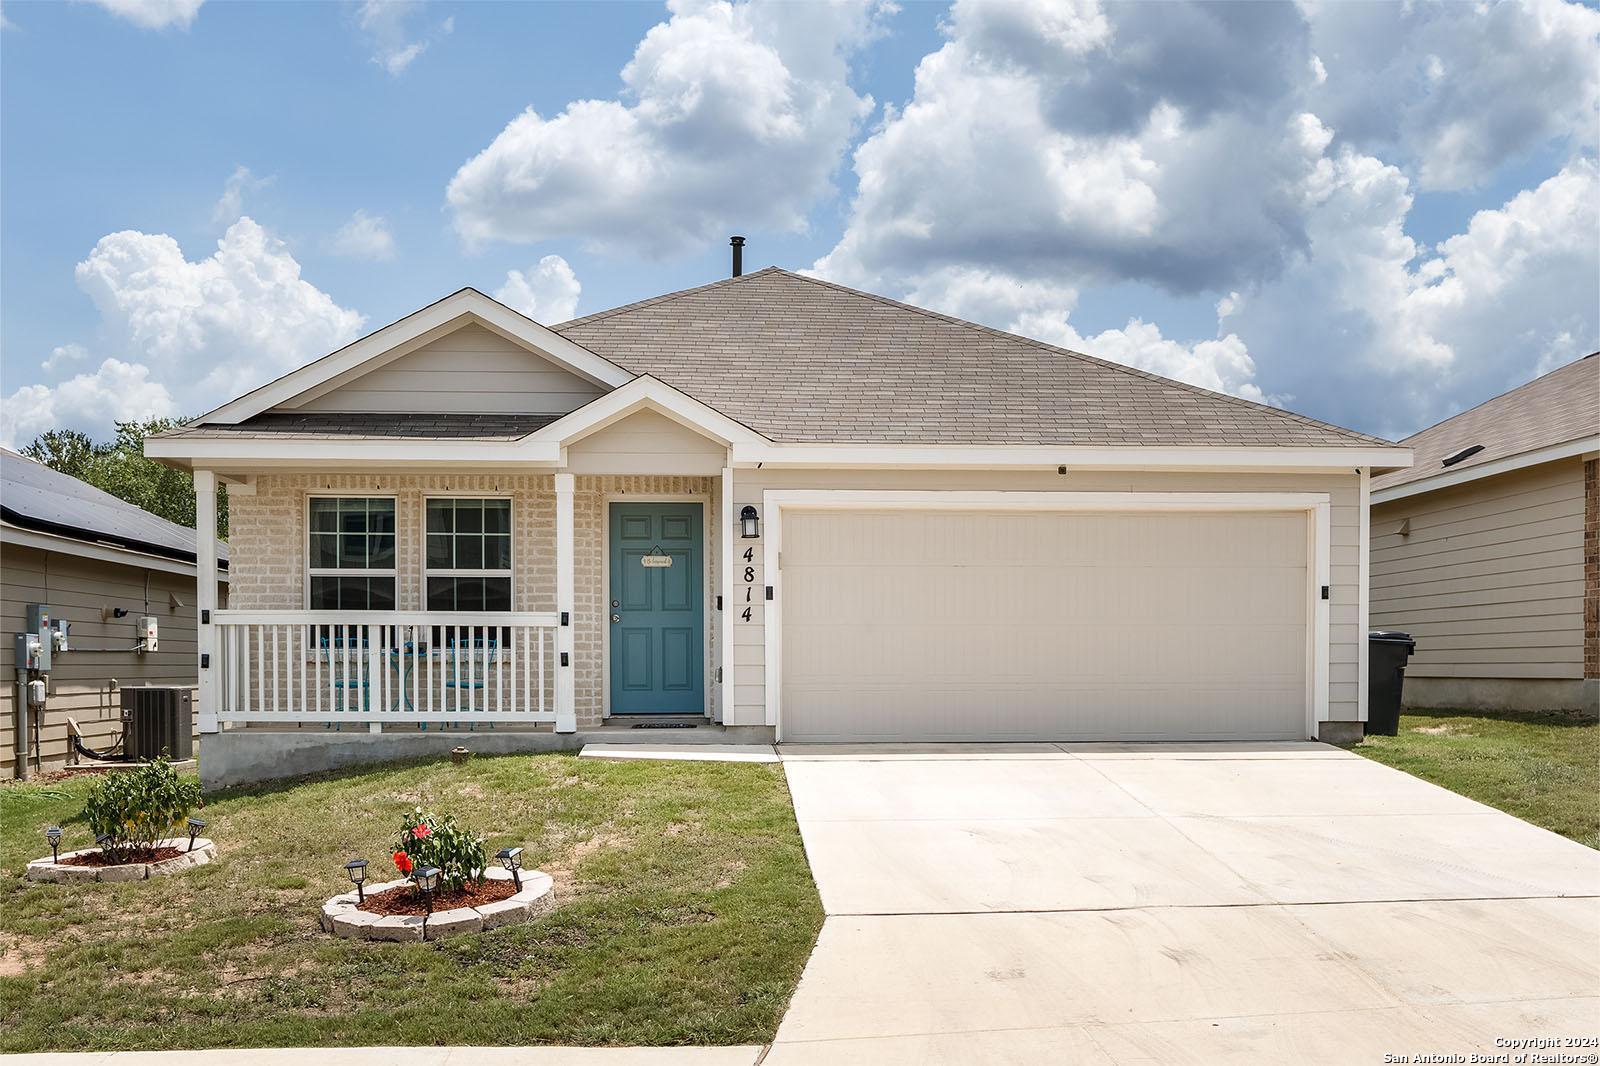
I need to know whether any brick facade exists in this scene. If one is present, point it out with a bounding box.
[228,472,721,727]
[1585,458,1598,681]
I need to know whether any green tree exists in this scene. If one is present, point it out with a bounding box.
[21,418,228,538]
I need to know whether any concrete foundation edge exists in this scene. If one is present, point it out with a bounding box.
[1401,675,1595,715]
[1316,721,1363,745]
[200,725,778,791]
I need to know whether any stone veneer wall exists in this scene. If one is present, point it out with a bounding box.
[227,473,720,727]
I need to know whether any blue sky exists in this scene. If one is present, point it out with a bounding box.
[2,0,1596,447]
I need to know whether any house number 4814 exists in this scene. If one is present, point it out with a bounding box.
[741,547,756,621]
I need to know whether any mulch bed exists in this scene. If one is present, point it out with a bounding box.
[358,878,517,916]
[60,845,184,867]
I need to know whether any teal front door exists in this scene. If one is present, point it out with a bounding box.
[609,502,705,714]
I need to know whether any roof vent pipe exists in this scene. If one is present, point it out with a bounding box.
[730,235,745,278]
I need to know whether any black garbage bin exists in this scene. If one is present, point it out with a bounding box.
[1366,631,1416,737]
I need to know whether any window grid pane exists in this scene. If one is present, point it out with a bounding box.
[426,499,512,613]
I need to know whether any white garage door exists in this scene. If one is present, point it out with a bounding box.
[779,509,1309,742]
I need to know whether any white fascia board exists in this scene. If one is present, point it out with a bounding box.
[732,443,1413,470]
[194,289,633,425]
[0,523,227,580]
[1370,435,1599,505]
[527,375,770,449]
[144,435,564,468]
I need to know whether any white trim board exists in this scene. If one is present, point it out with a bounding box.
[733,443,1412,470]
[149,435,1407,476]
[1371,436,1598,504]
[196,289,634,426]
[529,375,766,451]
[760,489,1333,743]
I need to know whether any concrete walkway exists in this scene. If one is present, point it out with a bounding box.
[766,742,1600,1064]
[579,743,779,763]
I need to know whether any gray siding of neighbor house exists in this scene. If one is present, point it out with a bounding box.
[1371,457,1589,711]
[2,543,219,779]
[295,323,607,415]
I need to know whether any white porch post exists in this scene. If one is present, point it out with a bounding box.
[555,473,577,733]
[194,469,219,733]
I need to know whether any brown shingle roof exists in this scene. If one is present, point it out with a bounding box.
[1371,353,1598,492]
[553,268,1390,447]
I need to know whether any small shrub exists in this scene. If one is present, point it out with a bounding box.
[395,807,486,893]
[83,759,202,862]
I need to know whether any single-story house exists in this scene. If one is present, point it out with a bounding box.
[2,447,228,779]
[1371,353,1599,713]
[146,263,1412,762]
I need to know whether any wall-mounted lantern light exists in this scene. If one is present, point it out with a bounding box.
[45,826,62,862]
[495,846,524,891]
[739,505,760,539]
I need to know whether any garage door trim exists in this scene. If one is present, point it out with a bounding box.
[762,490,1332,741]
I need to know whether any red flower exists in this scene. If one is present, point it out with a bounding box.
[412,823,431,839]
[393,850,412,874]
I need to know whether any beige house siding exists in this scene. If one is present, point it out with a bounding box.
[1371,458,1586,703]
[295,323,606,415]
[566,411,727,476]
[729,468,1363,729]
[226,471,721,728]
[2,543,218,779]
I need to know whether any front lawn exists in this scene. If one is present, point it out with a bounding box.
[1355,708,1599,849]
[0,753,822,1052]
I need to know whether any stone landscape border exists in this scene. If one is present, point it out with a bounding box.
[320,865,555,942]
[25,838,216,883]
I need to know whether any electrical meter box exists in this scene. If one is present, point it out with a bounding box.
[51,619,71,653]
[137,616,159,653]
[14,631,49,672]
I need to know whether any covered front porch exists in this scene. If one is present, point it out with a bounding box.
[193,469,733,738]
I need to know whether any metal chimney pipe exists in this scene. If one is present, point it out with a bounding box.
[730,235,745,278]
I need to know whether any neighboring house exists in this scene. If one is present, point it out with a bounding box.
[146,264,1411,767]
[2,447,228,779]
[1371,354,1599,713]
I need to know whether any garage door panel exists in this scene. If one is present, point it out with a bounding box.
[781,509,1309,743]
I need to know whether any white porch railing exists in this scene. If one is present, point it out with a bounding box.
[212,611,561,727]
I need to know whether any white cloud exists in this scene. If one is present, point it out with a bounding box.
[1221,155,1599,438]
[1,359,176,447]
[495,255,581,323]
[1304,0,1600,190]
[359,0,451,76]
[810,0,1599,434]
[2,218,364,446]
[212,166,271,226]
[446,0,890,256]
[328,209,396,260]
[82,0,203,30]
[814,0,1326,298]
[40,343,90,374]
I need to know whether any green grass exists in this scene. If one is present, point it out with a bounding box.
[1355,707,1599,849]
[0,753,823,1052]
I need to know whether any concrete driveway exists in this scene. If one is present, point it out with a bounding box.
[766,743,1600,1064]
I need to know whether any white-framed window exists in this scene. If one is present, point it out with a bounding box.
[424,497,512,612]
[306,496,397,611]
